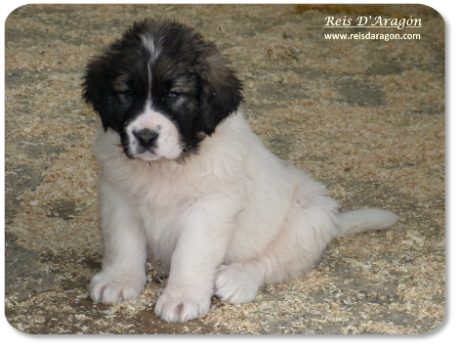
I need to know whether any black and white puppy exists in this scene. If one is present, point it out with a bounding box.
[83,19,398,323]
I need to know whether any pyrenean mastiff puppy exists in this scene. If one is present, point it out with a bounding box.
[83,19,398,322]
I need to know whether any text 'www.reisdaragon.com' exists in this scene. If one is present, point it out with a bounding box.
[324,32,421,41]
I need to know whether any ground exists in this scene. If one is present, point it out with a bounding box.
[5,4,445,334]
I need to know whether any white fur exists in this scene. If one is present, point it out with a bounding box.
[89,111,398,322]
[141,34,160,63]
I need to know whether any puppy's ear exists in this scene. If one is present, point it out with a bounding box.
[82,57,112,130]
[198,44,243,135]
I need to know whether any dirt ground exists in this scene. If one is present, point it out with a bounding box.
[5,4,444,334]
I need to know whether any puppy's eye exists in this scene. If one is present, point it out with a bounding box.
[120,90,133,97]
[167,91,178,98]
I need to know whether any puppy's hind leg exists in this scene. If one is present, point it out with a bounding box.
[215,195,339,304]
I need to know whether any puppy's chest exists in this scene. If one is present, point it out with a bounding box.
[138,191,196,263]
[130,170,199,258]
[134,174,197,223]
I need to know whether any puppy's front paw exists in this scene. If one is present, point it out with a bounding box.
[154,288,210,322]
[89,271,146,304]
[215,263,259,304]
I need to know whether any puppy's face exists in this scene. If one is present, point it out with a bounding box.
[83,20,243,161]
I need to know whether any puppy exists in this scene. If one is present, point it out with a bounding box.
[83,19,398,323]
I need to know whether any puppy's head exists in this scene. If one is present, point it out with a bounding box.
[83,19,243,161]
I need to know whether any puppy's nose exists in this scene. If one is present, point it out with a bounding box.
[133,129,159,147]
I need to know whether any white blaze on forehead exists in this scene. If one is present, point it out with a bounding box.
[140,34,161,99]
[141,34,158,57]
[126,105,183,161]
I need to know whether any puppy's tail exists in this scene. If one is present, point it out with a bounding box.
[338,209,399,237]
